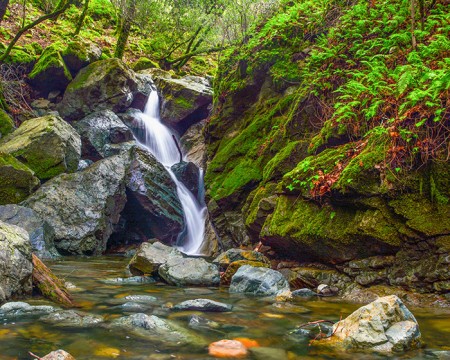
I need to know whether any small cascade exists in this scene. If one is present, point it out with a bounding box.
[134,89,207,255]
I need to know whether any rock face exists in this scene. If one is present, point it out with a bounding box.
[73,110,134,161]
[0,153,40,205]
[58,58,150,121]
[143,69,212,134]
[171,161,201,200]
[0,221,33,303]
[0,114,81,181]
[0,205,59,259]
[159,256,220,287]
[22,153,129,255]
[330,295,421,352]
[229,265,290,296]
[180,120,207,168]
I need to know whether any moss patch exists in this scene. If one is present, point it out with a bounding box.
[0,109,14,137]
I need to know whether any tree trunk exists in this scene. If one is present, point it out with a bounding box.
[0,0,9,23]
[74,0,90,35]
[114,0,136,59]
[411,0,417,49]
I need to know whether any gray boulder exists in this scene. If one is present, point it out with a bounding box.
[292,288,317,298]
[0,301,56,316]
[58,58,151,121]
[41,310,104,327]
[188,314,221,333]
[0,221,33,303]
[22,153,129,255]
[329,295,422,352]
[180,120,207,168]
[0,114,81,181]
[158,256,220,287]
[229,265,290,296]
[123,295,158,303]
[73,110,133,161]
[0,205,59,259]
[172,299,232,312]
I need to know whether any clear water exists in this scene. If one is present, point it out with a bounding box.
[134,91,206,255]
[0,257,448,359]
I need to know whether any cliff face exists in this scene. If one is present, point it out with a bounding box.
[205,0,450,294]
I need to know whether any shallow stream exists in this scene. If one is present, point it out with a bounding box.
[1,257,449,359]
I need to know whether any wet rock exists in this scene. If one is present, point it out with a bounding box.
[317,284,339,297]
[58,58,150,121]
[0,153,40,205]
[0,114,81,181]
[0,301,56,316]
[213,248,270,267]
[22,153,129,255]
[208,339,248,358]
[329,295,422,352]
[424,350,450,359]
[229,265,290,296]
[41,350,76,360]
[292,288,317,298]
[249,347,288,360]
[77,159,93,171]
[171,161,200,200]
[172,299,232,312]
[158,256,220,287]
[120,302,152,312]
[221,260,270,285]
[41,310,104,327]
[102,276,155,285]
[128,241,183,276]
[180,120,207,168]
[124,295,158,303]
[0,222,32,303]
[188,314,221,332]
[198,212,221,258]
[73,110,133,161]
[0,205,59,259]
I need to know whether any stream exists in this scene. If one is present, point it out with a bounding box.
[0,256,449,359]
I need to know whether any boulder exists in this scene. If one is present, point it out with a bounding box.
[0,205,59,259]
[180,120,207,168]
[123,295,158,303]
[0,114,81,181]
[213,248,270,267]
[0,153,40,205]
[159,256,220,287]
[0,109,14,138]
[171,161,201,200]
[172,299,232,312]
[198,212,221,258]
[73,110,133,161]
[292,288,317,298]
[22,153,129,255]
[128,241,183,275]
[143,69,212,134]
[208,340,248,358]
[41,350,76,360]
[28,43,72,96]
[102,276,155,285]
[329,295,422,352]
[0,301,56,316]
[41,310,104,327]
[58,58,151,120]
[0,221,33,303]
[317,283,339,296]
[62,40,102,75]
[229,265,290,296]
[221,260,270,285]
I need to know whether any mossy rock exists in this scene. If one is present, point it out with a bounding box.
[221,260,270,285]
[3,48,36,70]
[0,152,40,205]
[62,40,102,75]
[132,57,160,71]
[28,43,72,96]
[0,114,81,181]
[0,109,14,138]
[213,248,270,266]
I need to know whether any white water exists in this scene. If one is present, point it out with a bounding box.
[136,90,206,255]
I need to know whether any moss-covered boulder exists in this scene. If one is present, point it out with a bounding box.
[62,40,102,75]
[221,260,270,285]
[0,153,40,205]
[0,115,81,181]
[132,57,160,71]
[0,109,14,138]
[3,47,36,71]
[28,43,72,96]
[0,221,33,303]
[58,58,151,121]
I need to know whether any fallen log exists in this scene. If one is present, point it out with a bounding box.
[32,254,74,307]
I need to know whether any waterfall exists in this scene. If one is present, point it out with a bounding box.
[134,90,207,255]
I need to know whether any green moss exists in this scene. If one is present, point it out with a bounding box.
[4,48,36,66]
[174,96,192,109]
[132,57,160,71]
[244,183,278,228]
[0,109,14,137]
[29,43,72,81]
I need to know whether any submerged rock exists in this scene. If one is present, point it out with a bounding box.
[0,301,56,316]
[41,310,104,327]
[0,221,32,303]
[102,276,155,285]
[0,114,81,181]
[208,339,248,359]
[41,350,76,360]
[172,299,232,312]
[229,265,290,296]
[123,295,158,303]
[292,288,317,298]
[0,205,59,259]
[329,295,421,352]
[249,347,288,360]
[188,314,221,332]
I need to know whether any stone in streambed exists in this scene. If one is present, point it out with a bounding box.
[221,260,270,285]
[208,339,248,358]
[41,350,76,360]
[188,314,221,332]
[292,288,317,298]
[172,299,232,312]
[124,295,158,303]
[102,276,155,285]
[229,265,290,296]
[41,310,104,327]
[213,248,270,267]
[0,301,57,316]
[158,256,220,287]
[249,347,288,360]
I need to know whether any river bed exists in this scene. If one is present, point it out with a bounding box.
[1,256,449,359]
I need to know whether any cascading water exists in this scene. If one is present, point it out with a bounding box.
[134,89,207,255]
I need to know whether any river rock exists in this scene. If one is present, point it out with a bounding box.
[102,276,155,285]
[221,260,270,285]
[41,310,104,327]
[0,153,40,205]
[213,248,270,267]
[317,284,339,297]
[158,256,220,286]
[292,288,317,297]
[0,301,56,316]
[124,295,158,303]
[58,58,150,121]
[180,120,207,168]
[188,314,221,332]
[171,161,200,200]
[0,114,81,181]
[208,340,248,358]
[249,347,288,360]
[0,221,32,303]
[329,295,421,352]
[73,110,133,161]
[128,241,183,275]
[22,153,129,255]
[144,70,212,134]
[125,147,184,244]
[0,205,59,259]
[229,265,290,296]
[172,299,232,312]
[41,350,76,360]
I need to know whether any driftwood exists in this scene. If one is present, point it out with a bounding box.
[32,254,74,307]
